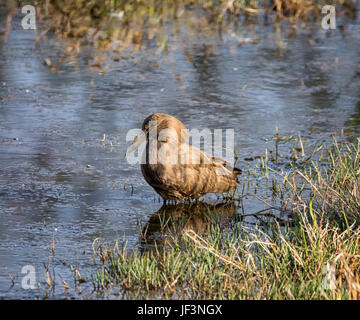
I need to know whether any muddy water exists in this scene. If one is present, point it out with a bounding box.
[0,7,360,299]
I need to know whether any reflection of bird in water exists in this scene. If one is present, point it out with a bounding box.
[140,201,237,249]
[127,113,242,201]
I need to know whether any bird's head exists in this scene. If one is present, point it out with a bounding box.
[126,113,189,156]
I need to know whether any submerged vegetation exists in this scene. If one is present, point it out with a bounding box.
[92,136,360,299]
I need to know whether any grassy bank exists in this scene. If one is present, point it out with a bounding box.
[91,136,360,299]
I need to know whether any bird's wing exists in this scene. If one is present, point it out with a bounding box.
[178,144,240,194]
[182,144,238,174]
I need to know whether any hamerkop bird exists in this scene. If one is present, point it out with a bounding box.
[126,113,242,201]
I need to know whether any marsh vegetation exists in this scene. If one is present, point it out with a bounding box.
[5,0,358,72]
[93,136,360,299]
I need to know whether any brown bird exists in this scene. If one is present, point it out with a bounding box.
[126,113,242,201]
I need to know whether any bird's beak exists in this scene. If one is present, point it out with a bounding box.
[126,131,146,157]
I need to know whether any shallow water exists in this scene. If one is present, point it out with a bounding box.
[0,6,359,299]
